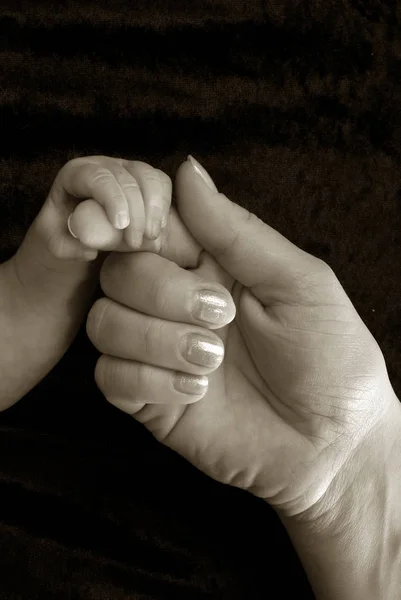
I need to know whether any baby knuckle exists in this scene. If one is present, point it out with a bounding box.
[149,168,167,185]
[154,169,172,186]
[62,157,84,171]
[121,181,139,192]
[132,160,155,175]
[91,168,114,186]
[109,193,127,205]
[63,156,97,176]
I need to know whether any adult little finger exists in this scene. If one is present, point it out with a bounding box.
[95,355,209,406]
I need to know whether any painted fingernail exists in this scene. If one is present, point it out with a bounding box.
[115,212,130,230]
[180,334,224,368]
[173,373,209,396]
[192,290,231,326]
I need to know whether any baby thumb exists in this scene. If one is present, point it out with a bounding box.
[174,156,329,307]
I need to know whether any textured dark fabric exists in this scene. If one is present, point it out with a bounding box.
[1,1,400,598]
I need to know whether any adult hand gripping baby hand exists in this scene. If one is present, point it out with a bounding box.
[86,155,401,526]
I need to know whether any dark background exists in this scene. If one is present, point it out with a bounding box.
[1,1,401,598]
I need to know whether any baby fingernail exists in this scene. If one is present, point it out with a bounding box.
[78,250,98,262]
[130,231,143,248]
[193,290,231,326]
[67,214,78,239]
[115,212,130,229]
[150,220,161,239]
[147,205,163,239]
[161,213,168,228]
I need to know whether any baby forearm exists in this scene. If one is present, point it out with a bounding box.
[0,250,105,411]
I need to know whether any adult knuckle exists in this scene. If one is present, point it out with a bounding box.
[315,259,340,287]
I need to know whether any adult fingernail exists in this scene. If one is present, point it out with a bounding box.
[187,155,218,192]
[173,373,209,396]
[180,334,224,368]
[192,290,231,326]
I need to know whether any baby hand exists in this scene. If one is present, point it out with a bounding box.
[0,155,171,410]
[47,155,172,261]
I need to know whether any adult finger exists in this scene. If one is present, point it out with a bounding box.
[174,157,344,308]
[86,297,225,378]
[98,251,236,331]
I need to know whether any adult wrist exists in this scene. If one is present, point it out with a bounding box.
[276,392,401,600]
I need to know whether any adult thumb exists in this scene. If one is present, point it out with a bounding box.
[174,156,333,307]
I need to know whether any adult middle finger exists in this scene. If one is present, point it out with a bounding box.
[96,251,236,332]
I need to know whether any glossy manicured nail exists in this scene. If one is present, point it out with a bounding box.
[193,290,232,326]
[173,373,209,395]
[181,334,224,368]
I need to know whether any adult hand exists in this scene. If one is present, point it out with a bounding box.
[86,156,401,521]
